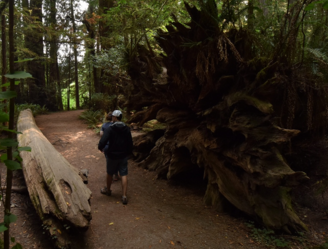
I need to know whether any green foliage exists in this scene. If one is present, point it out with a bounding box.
[4,215,17,225]
[313,177,328,196]
[0,92,16,100]
[91,48,126,75]
[15,103,48,117]
[305,48,328,82]
[246,222,289,248]
[0,225,7,233]
[3,160,21,171]
[305,0,328,11]
[79,110,103,129]
[11,243,22,249]
[4,71,32,79]
[88,93,117,112]
[313,241,328,249]
[142,119,167,132]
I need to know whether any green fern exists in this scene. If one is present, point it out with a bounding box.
[79,110,103,129]
[307,48,328,65]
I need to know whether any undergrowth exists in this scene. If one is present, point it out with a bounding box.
[79,110,104,131]
[15,103,48,117]
[88,93,117,112]
[313,241,328,249]
[12,103,49,125]
[142,119,167,132]
[246,221,290,248]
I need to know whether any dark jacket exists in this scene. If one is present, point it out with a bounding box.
[98,121,133,159]
[101,121,113,152]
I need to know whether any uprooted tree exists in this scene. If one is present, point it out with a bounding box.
[126,1,328,232]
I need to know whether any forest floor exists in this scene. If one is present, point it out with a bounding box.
[0,110,328,249]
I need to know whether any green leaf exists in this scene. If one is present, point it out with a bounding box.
[14,58,34,63]
[4,214,17,224]
[0,91,16,100]
[4,160,22,170]
[323,0,328,9]
[5,71,32,79]
[13,151,18,159]
[0,153,7,162]
[0,83,9,87]
[18,146,31,152]
[0,81,20,87]
[11,243,23,249]
[0,139,18,147]
[11,237,15,242]
[0,111,9,122]
[0,223,7,232]
[305,2,315,10]
[305,0,328,10]
[1,128,22,134]
[15,154,22,163]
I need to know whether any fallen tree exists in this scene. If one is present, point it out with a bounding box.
[17,109,92,248]
[127,0,328,232]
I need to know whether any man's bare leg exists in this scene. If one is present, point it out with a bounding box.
[121,175,127,197]
[107,174,113,192]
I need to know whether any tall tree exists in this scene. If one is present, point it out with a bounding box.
[1,13,6,116]
[25,0,46,107]
[48,0,63,110]
[98,0,114,93]
[69,0,80,109]
[4,0,15,248]
[83,3,99,93]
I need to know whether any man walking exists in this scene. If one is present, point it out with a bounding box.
[98,110,133,205]
[100,112,118,181]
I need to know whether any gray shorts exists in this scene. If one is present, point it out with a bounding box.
[105,156,128,176]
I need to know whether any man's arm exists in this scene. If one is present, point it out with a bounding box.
[98,127,111,151]
[100,123,107,136]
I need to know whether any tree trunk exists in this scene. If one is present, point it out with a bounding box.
[17,109,92,248]
[83,4,99,93]
[98,0,114,93]
[70,0,79,109]
[67,55,71,111]
[4,1,15,248]
[248,0,254,29]
[49,0,62,110]
[1,14,6,118]
[25,0,46,107]
[98,0,114,50]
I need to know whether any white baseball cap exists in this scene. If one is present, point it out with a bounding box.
[112,110,122,117]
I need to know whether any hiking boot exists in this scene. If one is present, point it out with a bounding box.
[100,187,111,196]
[122,196,128,205]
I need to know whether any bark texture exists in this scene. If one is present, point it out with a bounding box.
[25,0,47,107]
[17,109,92,248]
[128,1,328,232]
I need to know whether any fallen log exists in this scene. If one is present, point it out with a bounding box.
[17,109,92,248]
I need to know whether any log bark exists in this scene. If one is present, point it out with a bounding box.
[17,109,92,248]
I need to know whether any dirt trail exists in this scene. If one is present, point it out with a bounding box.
[6,110,266,249]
